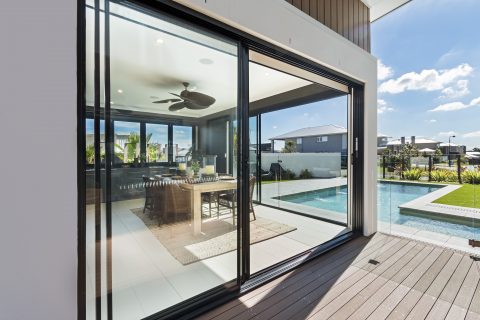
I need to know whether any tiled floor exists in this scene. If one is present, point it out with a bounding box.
[85,200,347,320]
[200,233,480,320]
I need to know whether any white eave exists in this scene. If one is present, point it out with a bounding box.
[361,0,412,22]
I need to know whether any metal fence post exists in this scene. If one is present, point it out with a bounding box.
[401,155,404,180]
[428,155,432,182]
[457,154,462,184]
[382,155,386,179]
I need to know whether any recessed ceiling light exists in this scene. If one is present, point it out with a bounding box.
[117,89,123,94]
[156,38,164,44]
[199,58,214,65]
[265,72,270,76]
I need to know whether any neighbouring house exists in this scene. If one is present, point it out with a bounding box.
[466,151,480,164]
[269,124,348,154]
[384,136,466,156]
[386,136,440,154]
[377,133,389,154]
[439,142,466,156]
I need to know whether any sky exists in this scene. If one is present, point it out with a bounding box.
[372,0,480,149]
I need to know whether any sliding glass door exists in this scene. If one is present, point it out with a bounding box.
[85,1,240,318]
[81,2,361,319]
[248,51,352,274]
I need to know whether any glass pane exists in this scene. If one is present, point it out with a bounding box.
[249,56,350,274]
[85,118,105,165]
[114,121,140,165]
[146,123,168,163]
[173,125,193,162]
[249,116,259,201]
[100,1,238,318]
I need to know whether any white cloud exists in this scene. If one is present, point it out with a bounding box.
[429,101,470,112]
[378,60,394,81]
[426,119,437,123]
[440,79,470,99]
[438,131,457,137]
[379,63,473,94]
[429,96,480,112]
[463,131,480,138]
[377,99,394,114]
[272,126,277,129]
[471,97,480,106]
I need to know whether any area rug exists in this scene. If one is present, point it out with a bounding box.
[130,208,297,265]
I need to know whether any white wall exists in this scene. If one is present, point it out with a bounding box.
[261,153,342,178]
[0,1,77,319]
[176,0,378,236]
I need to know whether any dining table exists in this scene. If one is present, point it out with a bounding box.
[179,179,237,235]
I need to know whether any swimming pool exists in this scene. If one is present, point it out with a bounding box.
[277,181,480,239]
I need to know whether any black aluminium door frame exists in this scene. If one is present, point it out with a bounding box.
[77,0,366,319]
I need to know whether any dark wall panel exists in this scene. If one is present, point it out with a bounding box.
[310,0,318,20]
[324,0,331,28]
[287,0,370,52]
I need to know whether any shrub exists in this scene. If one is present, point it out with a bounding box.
[431,169,457,182]
[299,169,313,179]
[461,169,480,184]
[281,169,296,180]
[403,168,422,181]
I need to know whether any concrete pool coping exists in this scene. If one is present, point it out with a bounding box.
[397,183,480,222]
[378,222,480,256]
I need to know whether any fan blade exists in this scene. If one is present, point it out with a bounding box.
[184,101,209,110]
[169,93,183,99]
[168,102,187,112]
[152,98,182,104]
[182,91,216,107]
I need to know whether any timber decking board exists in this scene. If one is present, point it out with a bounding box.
[200,234,480,320]
[201,234,390,320]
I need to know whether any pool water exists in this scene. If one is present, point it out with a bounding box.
[277,182,480,239]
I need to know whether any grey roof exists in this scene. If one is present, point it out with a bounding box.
[270,124,347,140]
[387,138,439,146]
[439,142,459,147]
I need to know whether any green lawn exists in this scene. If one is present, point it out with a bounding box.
[433,184,480,209]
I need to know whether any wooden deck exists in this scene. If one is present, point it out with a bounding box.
[199,233,480,320]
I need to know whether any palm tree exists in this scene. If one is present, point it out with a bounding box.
[115,132,140,163]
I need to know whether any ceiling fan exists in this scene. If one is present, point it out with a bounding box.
[152,82,216,111]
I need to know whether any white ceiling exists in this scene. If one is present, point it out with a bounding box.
[85,3,311,118]
[361,0,412,21]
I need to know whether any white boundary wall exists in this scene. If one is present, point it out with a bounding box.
[261,153,342,178]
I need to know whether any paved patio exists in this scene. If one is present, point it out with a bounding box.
[200,233,480,320]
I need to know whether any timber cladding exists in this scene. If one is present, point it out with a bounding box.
[286,0,371,52]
